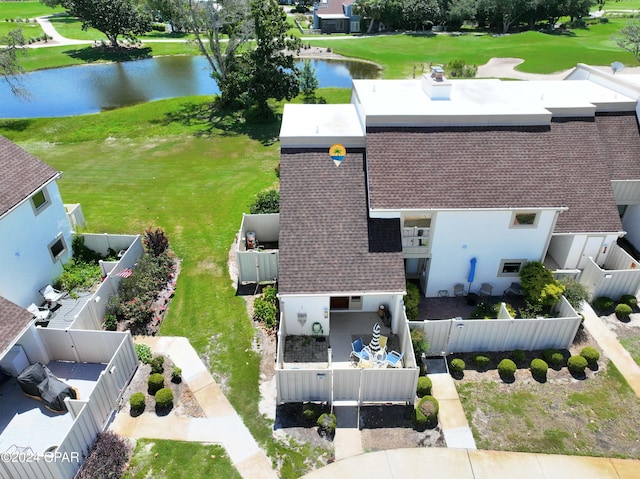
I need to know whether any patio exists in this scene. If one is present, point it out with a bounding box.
[418,294,526,320]
[0,361,106,455]
[44,291,93,329]
[283,312,401,368]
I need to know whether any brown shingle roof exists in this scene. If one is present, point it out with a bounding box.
[316,0,354,15]
[366,114,639,234]
[279,149,406,295]
[0,297,33,357]
[0,134,59,218]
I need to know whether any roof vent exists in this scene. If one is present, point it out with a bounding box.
[422,66,451,101]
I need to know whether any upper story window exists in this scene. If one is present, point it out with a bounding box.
[403,214,431,229]
[48,235,66,262]
[498,259,527,276]
[511,211,538,228]
[31,188,50,215]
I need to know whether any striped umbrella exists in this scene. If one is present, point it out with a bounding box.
[369,322,381,353]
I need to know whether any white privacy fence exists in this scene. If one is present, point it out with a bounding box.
[579,243,640,300]
[236,214,280,284]
[414,296,582,355]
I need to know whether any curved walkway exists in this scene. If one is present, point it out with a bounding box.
[34,15,91,48]
[109,336,277,479]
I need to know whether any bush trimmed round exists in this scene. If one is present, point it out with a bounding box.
[620,294,638,308]
[302,403,322,425]
[615,303,632,320]
[450,358,465,373]
[415,395,439,430]
[147,373,164,395]
[416,376,432,397]
[474,355,490,369]
[498,358,516,377]
[317,413,337,438]
[155,387,173,408]
[567,355,588,374]
[530,358,548,377]
[593,296,614,311]
[510,349,526,365]
[543,349,564,367]
[580,346,600,365]
[129,392,145,411]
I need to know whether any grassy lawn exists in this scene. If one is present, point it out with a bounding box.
[0,1,64,19]
[619,335,640,366]
[457,362,640,458]
[598,0,640,10]
[49,14,103,40]
[0,20,43,39]
[0,88,349,478]
[124,440,241,479]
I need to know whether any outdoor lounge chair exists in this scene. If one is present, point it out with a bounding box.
[478,283,493,298]
[504,282,523,296]
[27,303,51,322]
[350,338,372,364]
[454,283,465,300]
[39,284,66,306]
[385,350,403,368]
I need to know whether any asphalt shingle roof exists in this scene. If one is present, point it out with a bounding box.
[0,134,59,218]
[0,297,33,357]
[279,149,406,295]
[366,114,640,234]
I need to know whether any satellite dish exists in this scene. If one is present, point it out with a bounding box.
[611,61,625,75]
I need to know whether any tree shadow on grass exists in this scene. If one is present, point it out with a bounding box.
[0,119,33,132]
[63,46,153,63]
[154,101,281,146]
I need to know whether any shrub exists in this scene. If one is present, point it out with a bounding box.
[148,373,164,395]
[474,354,490,369]
[615,303,632,320]
[155,387,174,409]
[593,296,614,312]
[76,431,130,479]
[543,349,564,367]
[171,366,182,383]
[519,261,557,305]
[410,328,429,356]
[135,343,152,364]
[129,392,145,412]
[510,349,526,365]
[405,282,421,319]
[249,189,280,214]
[530,358,548,378]
[450,358,465,373]
[498,358,517,378]
[150,355,165,374]
[143,228,169,257]
[415,395,439,430]
[317,413,337,438]
[620,294,638,308]
[446,59,477,78]
[471,302,495,319]
[559,277,590,309]
[104,313,117,331]
[416,376,432,397]
[567,355,588,374]
[580,346,600,365]
[253,297,278,329]
[55,258,103,293]
[262,285,278,304]
[302,402,322,425]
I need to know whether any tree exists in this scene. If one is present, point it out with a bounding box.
[144,0,188,32]
[0,29,26,97]
[60,0,153,47]
[241,0,301,117]
[178,0,253,109]
[250,189,279,214]
[613,21,640,63]
[300,60,319,104]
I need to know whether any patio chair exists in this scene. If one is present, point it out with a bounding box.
[350,338,372,364]
[504,282,523,296]
[454,283,466,303]
[39,284,66,306]
[385,350,404,368]
[478,283,493,298]
[27,303,51,322]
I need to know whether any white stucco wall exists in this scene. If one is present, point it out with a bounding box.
[0,181,72,308]
[426,209,558,297]
[548,233,618,269]
[623,204,640,252]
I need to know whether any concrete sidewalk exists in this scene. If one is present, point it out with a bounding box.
[109,336,277,479]
[429,373,476,449]
[303,448,640,479]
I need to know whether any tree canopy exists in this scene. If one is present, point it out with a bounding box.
[613,21,640,63]
[0,29,27,97]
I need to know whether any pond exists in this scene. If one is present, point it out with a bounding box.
[0,56,381,118]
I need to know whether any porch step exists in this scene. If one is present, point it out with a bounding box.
[331,400,360,407]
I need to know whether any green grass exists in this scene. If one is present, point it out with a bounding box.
[49,14,103,40]
[620,335,640,366]
[124,440,241,479]
[0,1,64,19]
[598,0,640,11]
[456,362,640,458]
[0,90,347,478]
[0,21,43,39]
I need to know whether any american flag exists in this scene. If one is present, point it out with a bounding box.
[117,268,132,278]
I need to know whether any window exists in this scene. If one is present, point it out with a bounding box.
[48,236,66,262]
[511,211,538,228]
[31,189,50,214]
[498,259,527,277]
[403,214,431,228]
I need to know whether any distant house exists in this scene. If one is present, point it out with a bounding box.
[265,64,640,405]
[313,0,360,34]
[0,135,73,309]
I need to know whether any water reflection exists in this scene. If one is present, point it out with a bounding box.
[0,56,380,118]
